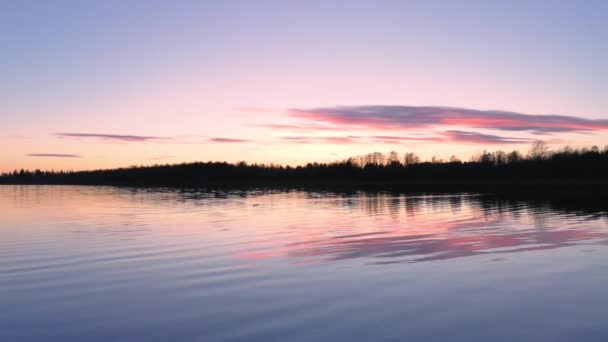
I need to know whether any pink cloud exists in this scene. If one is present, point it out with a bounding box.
[288,106,608,133]
[210,138,250,143]
[444,130,533,144]
[370,135,444,144]
[56,133,169,142]
[27,153,82,158]
[281,136,361,144]
[254,123,341,131]
[237,107,273,113]
[279,131,531,145]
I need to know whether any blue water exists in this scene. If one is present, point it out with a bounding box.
[2,185,608,341]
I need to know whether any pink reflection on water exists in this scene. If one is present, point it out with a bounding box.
[232,194,608,264]
[2,186,606,267]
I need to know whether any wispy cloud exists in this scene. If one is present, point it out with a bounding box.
[370,135,444,143]
[56,133,169,142]
[444,130,533,144]
[149,155,175,161]
[280,131,532,145]
[281,136,361,144]
[56,134,253,144]
[27,153,81,158]
[289,106,608,133]
[209,138,250,143]
[237,107,273,113]
[254,123,342,131]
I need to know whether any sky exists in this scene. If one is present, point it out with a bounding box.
[1,0,607,172]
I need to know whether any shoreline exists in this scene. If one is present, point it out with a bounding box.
[1,179,606,197]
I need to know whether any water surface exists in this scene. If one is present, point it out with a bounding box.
[2,186,608,341]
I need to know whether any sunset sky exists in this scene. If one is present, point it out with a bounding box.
[2,0,607,172]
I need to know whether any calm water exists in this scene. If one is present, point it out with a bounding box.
[2,186,608,341]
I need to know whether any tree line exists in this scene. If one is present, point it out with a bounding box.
[2,142,608,188]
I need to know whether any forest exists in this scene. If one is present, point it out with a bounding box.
[2,142,608,190]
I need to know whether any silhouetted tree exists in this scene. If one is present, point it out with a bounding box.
[528,141,550,160]
[387,151,400,165]
[403,152,420,166]
[449,155,461,163]
[2,142,607,187]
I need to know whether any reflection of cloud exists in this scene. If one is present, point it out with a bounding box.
[237,195,608,264]
[56,133,168,142]
[302,229,601,264]
[289,105,608,133]
[27,153,82,158]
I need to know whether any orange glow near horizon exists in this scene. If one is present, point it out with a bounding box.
[2,124,607,173]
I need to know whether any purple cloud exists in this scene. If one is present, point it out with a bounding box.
[289,105,608,133]
[254,123,343,131]
[444,130,533,144]
[27,153,81,158]
[210,138,250,143]
[280,131,532,145]
[370,135,444,143]
[281,136,361,144]
[56,133,169,142]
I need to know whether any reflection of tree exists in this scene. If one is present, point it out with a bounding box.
[404,197,419,218]
[449,196,463,213]
[363,195,382,216]
[530,206,550,231]
[388,197,400,220]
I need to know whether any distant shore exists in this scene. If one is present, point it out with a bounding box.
[2,145,607,197]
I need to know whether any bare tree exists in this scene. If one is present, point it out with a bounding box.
[431,156,443,163]
[479,150,496,164]
[372,152,385,165]
[507,151,522,163]
[495,151,507,165]
[449,155,461,163]
[403,152,420,166]
[528,141,550,160]
[387,151,400,165]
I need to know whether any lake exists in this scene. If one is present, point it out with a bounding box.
[2,185,608,341]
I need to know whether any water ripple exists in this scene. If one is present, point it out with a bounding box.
[2,186,608,341]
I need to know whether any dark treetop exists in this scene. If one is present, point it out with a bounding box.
[3,143,608,194]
